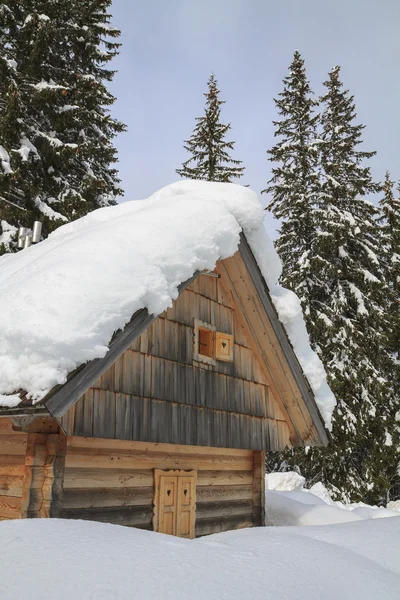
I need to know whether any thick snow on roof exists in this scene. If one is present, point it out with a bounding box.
[0,181,335,426]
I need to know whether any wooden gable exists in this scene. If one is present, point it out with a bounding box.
[1,234,328,450]
[57,238,327,451]
[59,267,292,451]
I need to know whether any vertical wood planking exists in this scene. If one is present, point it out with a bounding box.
[60,257,294,452]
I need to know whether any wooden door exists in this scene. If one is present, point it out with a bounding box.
[154,470,196,539]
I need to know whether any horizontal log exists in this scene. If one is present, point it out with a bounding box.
[67,436,252,459]
[0,495,22,519]
[0,419,13,432]
[65,451,252,472]
[0,475,24,497]
[0,434,27,456]
[66,446,253,467]
[197,470,253,487]
[62,486,154,509]
[197,500,253,520]
[196,484,252,502]
[63,468,154,489]
[0,455,25,468]
[195,515,253,537]
[60,504,153,527]
[0,465,27,480]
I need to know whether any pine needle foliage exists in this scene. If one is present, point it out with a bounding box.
[266,63,400,504]
[263,50,319,319]
[0,0,126,254]
[176,74,244,183]
[378,171,400,359]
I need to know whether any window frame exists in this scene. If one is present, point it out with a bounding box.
[193,318,216,365]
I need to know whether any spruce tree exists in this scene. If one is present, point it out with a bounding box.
[176,74,244,182]
[0,0,125,254]
[263,51,319,319]
[268,65,399,504]
[378,171,400,359]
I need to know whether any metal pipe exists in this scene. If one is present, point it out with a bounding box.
[32,221,42,243]
[17,226,28,248]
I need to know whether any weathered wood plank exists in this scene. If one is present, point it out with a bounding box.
[252,450,266,526]
[64,450,253,472]
[93,389,116,439]
[197,499,253,520]
[66,435,252,458]
[196,515,253,536]
[0,495,22,519]
[197,470,253,486]
[44,273,200,418]
[62,486,154,509]
[0,455,26,469]
[63,468,154,489]
[0,475,24,497]
[196,484,252,502]
[115,393,134,440]
[60,504,153,527]
[0,434,27,456]
[0,418,14,432]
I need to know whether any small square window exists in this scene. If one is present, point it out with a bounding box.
[193,319,216,365]
[198,327,213,359]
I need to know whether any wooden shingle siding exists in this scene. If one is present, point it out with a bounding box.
[62,390,284,450]
[60,436,261,535]
[60,271,292,452]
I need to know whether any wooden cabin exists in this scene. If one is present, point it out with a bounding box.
[0,235,329,537]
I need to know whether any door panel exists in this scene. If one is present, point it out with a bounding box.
[176,477,196,538]
[158,476,177,536]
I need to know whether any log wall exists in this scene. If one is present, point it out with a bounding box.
[60,274,291,451]
[0,418,66,520]
[0,418,27,520]
[60,436,264,536]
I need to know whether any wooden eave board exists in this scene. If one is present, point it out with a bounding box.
[215,235,328,447]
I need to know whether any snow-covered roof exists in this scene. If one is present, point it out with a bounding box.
[0,181,335,427]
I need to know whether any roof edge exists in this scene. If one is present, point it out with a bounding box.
[42,271,200,418]
[238,233,330,446]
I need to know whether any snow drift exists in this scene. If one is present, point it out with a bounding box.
[0,518,399,600]
[265,471,400,526]
[0,180,335,427]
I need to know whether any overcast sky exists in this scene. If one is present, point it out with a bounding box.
[109,0,399,237]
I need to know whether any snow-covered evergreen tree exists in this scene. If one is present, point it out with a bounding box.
[176,74,244,182]
[263,51,319,319]
[0,0,125,254]
[378,171,400,359]
[268,66,399,504]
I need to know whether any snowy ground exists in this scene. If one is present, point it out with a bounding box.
[1,475,399,600]
[0,517,399,600]
[266,471,400,526]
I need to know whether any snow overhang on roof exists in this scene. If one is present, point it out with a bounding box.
[0,181,336,431]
